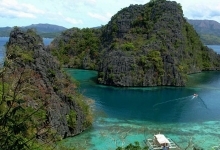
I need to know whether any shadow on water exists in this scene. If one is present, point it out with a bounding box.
[62,68,220,150]
[1,38,219,150]
[67,69,220,123]
[187,71,220,89]
[89,76,98,83]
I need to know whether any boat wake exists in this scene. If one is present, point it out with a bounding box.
[153,94,208,109]
[153,95,192,107]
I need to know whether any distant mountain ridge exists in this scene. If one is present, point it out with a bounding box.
[0,23,67,38]
[24,23,67,33]
[188,19,220,35]
[188,19,220,44]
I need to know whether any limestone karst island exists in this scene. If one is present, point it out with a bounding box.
[50,0,220,87]
[1,0,220,150]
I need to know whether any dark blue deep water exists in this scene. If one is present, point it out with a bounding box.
[68,69,220,123]
[61,69,220,150]
[1,37,220,149]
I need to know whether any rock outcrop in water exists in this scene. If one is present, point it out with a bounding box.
[50,0,220,87]
[4,27,92,142]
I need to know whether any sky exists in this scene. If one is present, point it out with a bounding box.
[0,0,220,29]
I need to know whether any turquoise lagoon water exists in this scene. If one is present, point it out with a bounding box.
[60,69,220,150]
[1,37,220,149]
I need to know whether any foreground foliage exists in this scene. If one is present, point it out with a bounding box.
[0,27,93,149]
[0,63,52,149]
[116,142,148,150]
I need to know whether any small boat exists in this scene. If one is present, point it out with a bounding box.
[192,93,198,99]
[145,134,180,150]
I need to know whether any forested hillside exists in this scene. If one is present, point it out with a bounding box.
[50,0,220,87]
[50,27,102,69]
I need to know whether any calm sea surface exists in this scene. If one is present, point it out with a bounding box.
[63,46,220,150]
[1,37,220,149]
[62,69,220,150]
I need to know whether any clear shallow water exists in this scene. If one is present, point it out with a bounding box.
[61,69,220,150]
[1,37,220,149]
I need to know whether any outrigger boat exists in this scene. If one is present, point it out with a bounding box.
[146,134,180,150]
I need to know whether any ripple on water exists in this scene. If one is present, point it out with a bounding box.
[58,69,220,150]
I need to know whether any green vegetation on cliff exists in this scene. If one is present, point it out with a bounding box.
[50,0,220,87]
[0,27,92,149]
[98,0,220,86]
[50,28,101,69]
[200,34,220,45]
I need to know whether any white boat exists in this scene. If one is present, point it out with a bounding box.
[146,134,180,150]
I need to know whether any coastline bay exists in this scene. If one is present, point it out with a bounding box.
[1,37,220,149]
[61,68,220,150]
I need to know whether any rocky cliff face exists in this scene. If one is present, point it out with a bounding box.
[5,28,92,140]
[50,0,220,87]
[97,0,220,86]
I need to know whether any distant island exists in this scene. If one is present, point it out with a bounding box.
[0,23,67,38]
[188,19,220,45]
[1,21,220,44]
[1,20,220,45]
[1,0,220,149]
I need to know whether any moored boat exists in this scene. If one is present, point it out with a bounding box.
[145,134,180,150]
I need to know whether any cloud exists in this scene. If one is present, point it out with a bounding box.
[185,3,220,20]
[207,4,220,18]
[21,3,44,14]
[65,17,83,25]
[176,0,220,22]
[88,12,112,22]
[0,9,36,18]
[0,0,44,19]
[1,0,220,28]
